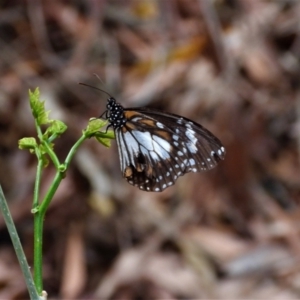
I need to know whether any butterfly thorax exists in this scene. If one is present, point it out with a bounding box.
[106,98,127,129]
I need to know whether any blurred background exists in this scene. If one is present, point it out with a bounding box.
[0,0,300,299]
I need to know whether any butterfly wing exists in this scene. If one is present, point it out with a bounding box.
[115,108,225,192]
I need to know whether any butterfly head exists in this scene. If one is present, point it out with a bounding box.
[106,97,126,129]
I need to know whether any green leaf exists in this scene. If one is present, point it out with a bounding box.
[29,88,50,125]
[96,130,115,140]
[18,137,37,152]
[41,155,49,168]
[94,130,115,148]
[95,136,112,148]
[84,118,109,137]
[83,118,115,147]
[44,120,67,138]
[35,144,50,167]
[39,143,54,155]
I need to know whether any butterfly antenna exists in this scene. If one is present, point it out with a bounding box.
[78,82,113,98]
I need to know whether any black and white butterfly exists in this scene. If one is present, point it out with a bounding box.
[98,96,225,192]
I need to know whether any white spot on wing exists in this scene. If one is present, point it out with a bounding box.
[189,158,196,166]
[187,142,197,153]
[185,128,198,153]
[140,146,149,158]
[117,131,131,168]
[131,117,143,122]
[186,128,197,144]
[150,151,159,161]
[132,131,153,150]
[152,135,171,159]
[156,122,164,129]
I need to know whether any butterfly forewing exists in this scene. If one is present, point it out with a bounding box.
[113,107,225,192]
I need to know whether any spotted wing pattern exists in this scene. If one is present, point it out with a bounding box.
[114,108,225,192]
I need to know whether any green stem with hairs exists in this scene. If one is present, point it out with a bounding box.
[33,134,87,293]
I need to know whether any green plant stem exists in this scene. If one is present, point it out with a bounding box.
[35,120,61,169]
[33,171,62,293]
[35,120,43,141]
[33,151,43,210]
[0,185,40,300]
[33,133,87,294]
[42,140,61,169]
[64,134,87,169]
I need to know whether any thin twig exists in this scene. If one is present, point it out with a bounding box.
[0,185,41,300]
[199,0,232,77]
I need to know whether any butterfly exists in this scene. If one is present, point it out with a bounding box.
[99,96,225,192]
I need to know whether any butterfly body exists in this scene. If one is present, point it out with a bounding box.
[104,97,225,192]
